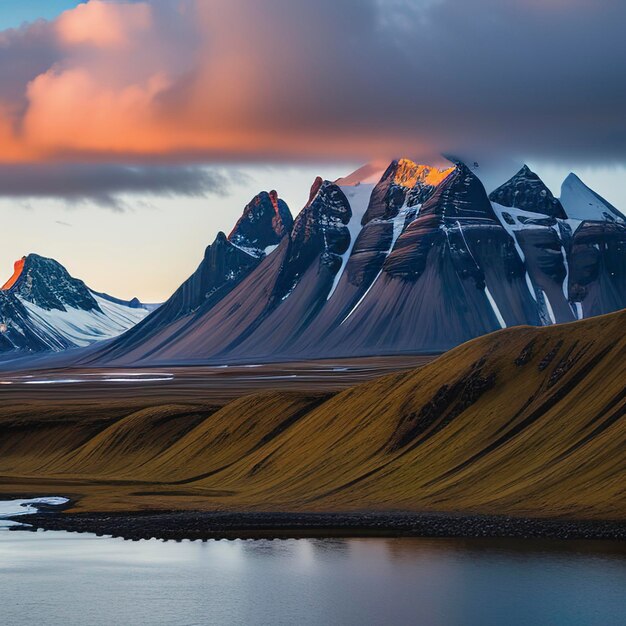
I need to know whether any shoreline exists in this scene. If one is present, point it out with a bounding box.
[12,510,626,542]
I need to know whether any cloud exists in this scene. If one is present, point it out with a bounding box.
[56,1,152,48]
[0,0,624,166]
[0,164,237,210]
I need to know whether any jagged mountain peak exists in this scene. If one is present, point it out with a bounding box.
[306,176,325,207]
[292,180,351,245]
[228,190,293,256]
[279,180,351,285]
[361,158,456,225]
[489,165,567,219]
[419,161,496,221]
[1,253,100,313]
[560,173,625,223]
[392,158,455,189]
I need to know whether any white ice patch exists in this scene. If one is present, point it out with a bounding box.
[327,184,375,301]
[485,287,507,329]
[543,290,556,324]
[229,241,261,258]
[1,373,174,385]
[575,302,584,320]
[491,203,531,261]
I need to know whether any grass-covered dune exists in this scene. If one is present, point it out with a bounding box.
[1,310,624,520]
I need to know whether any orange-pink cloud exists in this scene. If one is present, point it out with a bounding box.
[56,1,152,48]
[0,0,625,165]
[25,68,173,155]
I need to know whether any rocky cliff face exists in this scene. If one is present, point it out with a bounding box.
[489,165,567,218]
[229,190,293,256]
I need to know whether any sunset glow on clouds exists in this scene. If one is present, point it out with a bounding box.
[0,0,625,166]
[0,0,624,301]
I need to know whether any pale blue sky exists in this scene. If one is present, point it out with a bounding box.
[0,1,82,29]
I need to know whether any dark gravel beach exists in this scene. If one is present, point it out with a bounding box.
[14,510,626,542]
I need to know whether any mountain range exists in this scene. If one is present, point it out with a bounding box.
[2,158,625,363]
[90,158,626,366]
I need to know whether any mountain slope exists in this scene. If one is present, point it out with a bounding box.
[1,309,624,519]
[0,254,152,353]
[90,191,293,363]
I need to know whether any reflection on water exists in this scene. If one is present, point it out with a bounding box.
[0,501,625,626]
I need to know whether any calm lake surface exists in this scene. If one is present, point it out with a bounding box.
[1,499,625,626]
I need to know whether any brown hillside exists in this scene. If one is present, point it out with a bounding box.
[1,310,625,520]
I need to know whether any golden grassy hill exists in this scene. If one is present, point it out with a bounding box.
[1,310,624,520]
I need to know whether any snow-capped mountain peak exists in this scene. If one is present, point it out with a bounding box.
[0,254,152,354]
[560,173,625,223]
[2,253,100,313]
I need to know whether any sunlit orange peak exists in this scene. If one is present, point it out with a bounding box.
[394,158,455,188]
[1,257,26,291]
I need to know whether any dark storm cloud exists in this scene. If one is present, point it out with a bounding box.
[0,0,624,176]
[231,0,626,162]
[0,164,236,211]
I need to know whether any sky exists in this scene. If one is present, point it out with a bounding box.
[0,1,80,29]
[0,0,625,301]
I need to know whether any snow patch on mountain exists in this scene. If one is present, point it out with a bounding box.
[492,201,574,311]
[19,293,149,349]
[327,183,375,300]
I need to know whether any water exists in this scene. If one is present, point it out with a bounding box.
[0,499,625,626]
